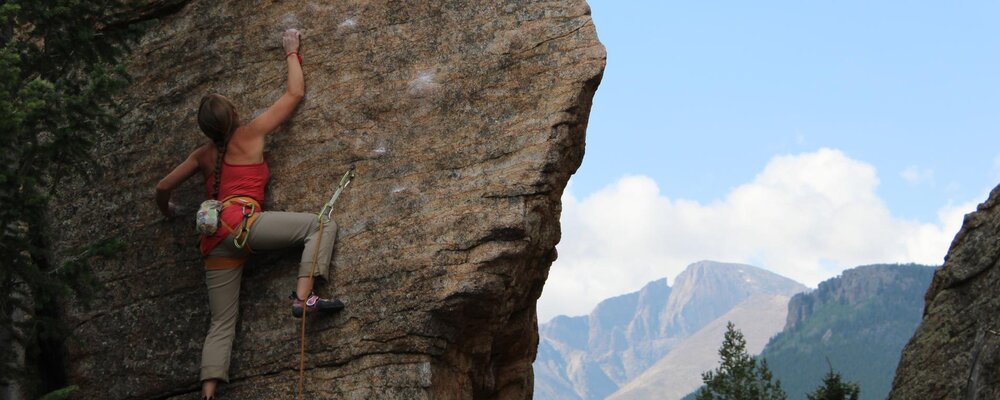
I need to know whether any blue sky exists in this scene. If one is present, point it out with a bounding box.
[576,1,1000,220]
[539,1,1000,320]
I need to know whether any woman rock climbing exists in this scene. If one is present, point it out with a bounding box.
[154,29,342,400]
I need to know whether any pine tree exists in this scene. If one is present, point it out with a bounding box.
[807,364,860,400]
[0,1,147,396]
[696,322,788,400]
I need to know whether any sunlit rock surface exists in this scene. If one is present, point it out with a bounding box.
[49,1,604,398]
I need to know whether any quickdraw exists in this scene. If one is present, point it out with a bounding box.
[318,166,356,224]
[233,201,256,249]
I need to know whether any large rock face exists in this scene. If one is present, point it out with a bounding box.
[50,1,604,399]
[890,188,1000,399]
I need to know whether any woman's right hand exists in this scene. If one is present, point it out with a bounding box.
[283,29,301,54]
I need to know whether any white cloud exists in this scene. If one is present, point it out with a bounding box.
[901,165,934,185]
[539,148,979,322]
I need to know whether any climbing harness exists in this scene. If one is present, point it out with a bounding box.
[202,196,260,270]
[298,166,355,400]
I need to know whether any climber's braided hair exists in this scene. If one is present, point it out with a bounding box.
[197,94,238,199]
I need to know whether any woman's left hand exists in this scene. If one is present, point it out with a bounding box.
[163,201,181,221]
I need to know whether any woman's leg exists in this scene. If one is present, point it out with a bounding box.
[200,266,243,394]
[245,211,338,299]
[196,212,339,395]
[200,234,252,396]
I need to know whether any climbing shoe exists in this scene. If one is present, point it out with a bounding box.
[290,292,344,318]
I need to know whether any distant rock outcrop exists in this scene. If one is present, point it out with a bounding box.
[762,264,935,400]
[48,1,605,399]
[534,261,807,399]
[890,189,1000,399]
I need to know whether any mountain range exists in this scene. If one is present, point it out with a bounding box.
[534,261,936,400]
[534,261,807,399]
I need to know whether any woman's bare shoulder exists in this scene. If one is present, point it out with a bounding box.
[190,142,216,167]
[227,126,265,163]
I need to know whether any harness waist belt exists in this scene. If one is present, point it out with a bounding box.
[204,256,247,270]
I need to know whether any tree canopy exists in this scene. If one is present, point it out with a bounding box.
[0,0,146,395]
[696,322,787,400]
[807,364,861,400]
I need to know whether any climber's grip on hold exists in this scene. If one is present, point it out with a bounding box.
[244,29,304,143]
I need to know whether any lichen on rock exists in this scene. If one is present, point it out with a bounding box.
[50,1,605,399]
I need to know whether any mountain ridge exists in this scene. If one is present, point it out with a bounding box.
[759,263,936,400]
[609,293,792,400]
[535,260,807,399]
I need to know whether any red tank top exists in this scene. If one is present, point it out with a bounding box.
[199,160,270,256]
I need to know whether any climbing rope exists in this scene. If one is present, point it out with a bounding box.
[298,166,355,400]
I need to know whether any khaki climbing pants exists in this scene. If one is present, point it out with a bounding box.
[200,211,338,382]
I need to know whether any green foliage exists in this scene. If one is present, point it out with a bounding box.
[0,0,145,393]
[38,385,78,400]
[696,322,787,400]
[807,365,860,400]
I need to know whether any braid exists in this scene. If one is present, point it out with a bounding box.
[212,140,226,199]
[198,93,237,200]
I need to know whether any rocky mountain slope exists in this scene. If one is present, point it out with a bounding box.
[46,1,605,399]
[890,187,1000,399]
[760,264,936,400]
[609,294,791,400]
[534,261,806,399]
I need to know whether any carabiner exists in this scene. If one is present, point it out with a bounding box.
[241,202,255,217]
[234,201,256,249]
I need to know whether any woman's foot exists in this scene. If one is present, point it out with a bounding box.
[290,292,344,318]
[201,379,217,399]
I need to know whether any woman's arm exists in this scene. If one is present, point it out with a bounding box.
[155,150,202,218]
[244,29,305,139]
